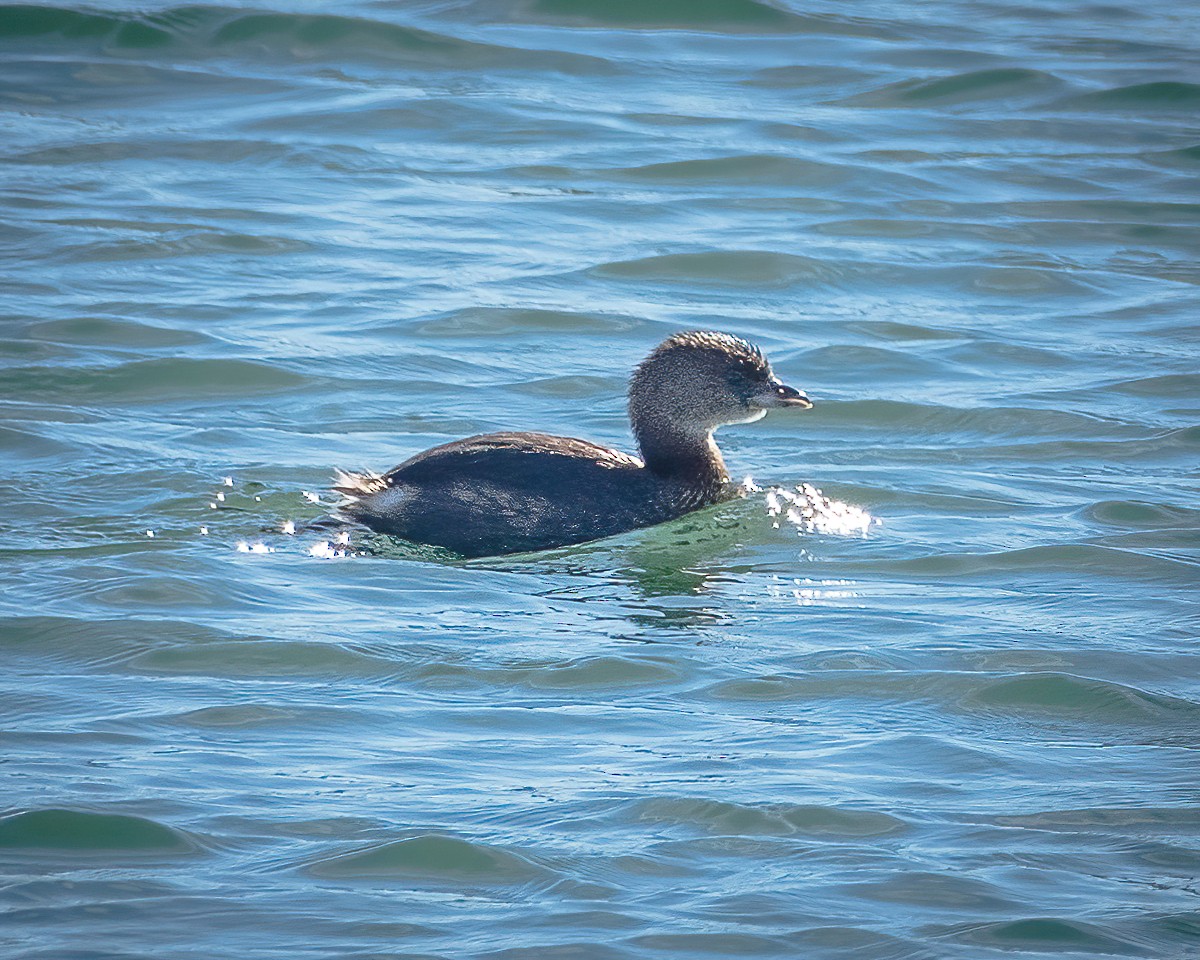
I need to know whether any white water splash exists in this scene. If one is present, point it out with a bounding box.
[308,541,348,559]
[766,483,878,538]
[308,530,353,559]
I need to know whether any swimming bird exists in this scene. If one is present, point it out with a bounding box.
[334,331,811,557]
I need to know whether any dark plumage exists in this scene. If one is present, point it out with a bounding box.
[334,331,812,557]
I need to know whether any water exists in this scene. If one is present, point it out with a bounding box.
[2,1,1198,956]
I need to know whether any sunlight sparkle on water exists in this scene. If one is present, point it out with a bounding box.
[766,484,877,537]
[768,576,861,607]
[308,531,353,559]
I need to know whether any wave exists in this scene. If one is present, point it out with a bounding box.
[0,357,311,405]
[411,653,683,693]
[8,136,379,175]
[1083,499,1200,530]
[611,153,854,187]
[934,917,1148,956]
[845,870,1014,909]
[409,306,646,339]
[630,796,908,838]
[703,668,1200,727]
[967,672,1198,721]
[0,4,612,73]
[508,0,887,35]
[308,833,552,884]
[0,808,196,855]
[128,636,395,680]
[857,543,1198,583]
[812,398,1127,440]
[990,805,1200,833]
[502,153,936,199]
[837,68,1066,108]
[28,315,209,350]
[1062,81,1200,112]
[592,249,855,287]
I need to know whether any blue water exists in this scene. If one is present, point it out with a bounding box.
[2,1,1199,957]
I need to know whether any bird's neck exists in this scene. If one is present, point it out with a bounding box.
[634,418,729,488]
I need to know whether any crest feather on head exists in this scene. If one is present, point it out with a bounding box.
[639,330,768,376]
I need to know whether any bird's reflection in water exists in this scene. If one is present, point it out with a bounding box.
[492,500,754,631]
[321,486,875,631]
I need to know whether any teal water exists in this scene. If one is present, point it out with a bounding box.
[2,1,1198,957]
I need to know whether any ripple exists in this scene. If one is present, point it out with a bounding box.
[0,4,173,48]
[789,927,926,958]
[1,615,220,667]
[1083,499,1200,530]
[173,703,300,728]
[990,806,1200,834]
[1064,81,1200,112]
[0,809,195,856]
[838,68,1066,107]
[214,10,613,73]
[0,357,311,404]
[514,0,806,32]
[863,544,1198,583]
[0,5,612,74]
[408,307,644,338]
[309,834,552,885]
[9,136,373,172]
[631,798,908,838]
[511,654,682,689]
[1108,373,1200,397]
[27,315,209,350]
[817,399,1121,440]
[843,870,1014,910]
[593,250,852,287]
[967,672,1199,721]
[127,638,395,679]
[610,154,854,187]
[934,917,1148,956]
[0,425,75,462]
[630,932,792,955]
[57,229,312,262]
[510,374,621,398]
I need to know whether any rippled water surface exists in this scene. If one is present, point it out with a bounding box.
[3,0,1199,956]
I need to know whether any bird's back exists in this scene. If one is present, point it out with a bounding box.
[337,432,723,557]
